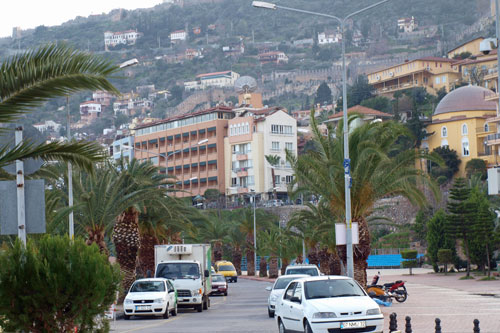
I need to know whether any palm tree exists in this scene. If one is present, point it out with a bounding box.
[265,155,280,199]
[288,112,439,286]
[0,44,119,170]
[187,211,230,262]
[224,221,246,275]
[258,226,282,278]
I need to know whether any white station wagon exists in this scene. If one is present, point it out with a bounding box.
[274,276,383,333]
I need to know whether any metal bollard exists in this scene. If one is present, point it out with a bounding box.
[405,316,412,333]
[435,318,442,333]
[389,313,398,332]
[473,319,480,333]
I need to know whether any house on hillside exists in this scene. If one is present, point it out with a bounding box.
[184,70,240,91]
[323,105,393,131]
[446,37,485,59]
[80,101,102,124]
[33,120,62,133]
[104,30,142,50]
[170,30,187,43]
[258,51,289,64]
[397,17,417,33]
[318,30,342,45]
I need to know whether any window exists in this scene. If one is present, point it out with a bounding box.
[284,282,297,300]
[462,137,470,156]
[442,75,446,83]
[271,141,280,151]
[485,123,490,132]
[441,126,447,138]
[292,283,302,302]
[435,77,441,84]
[286,175,294,184]
[274,175,281,184]
[231,177,238,186]
[462,124,468,135]
[441,139,449,147]
[285,142,293,151]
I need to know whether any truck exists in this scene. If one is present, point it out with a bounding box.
[154,244,212,312]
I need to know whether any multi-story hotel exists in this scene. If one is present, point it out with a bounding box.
[367,57,460,96]
[224,106,297,201]
[133,106,234,197]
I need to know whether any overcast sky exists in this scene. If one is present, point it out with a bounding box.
[0,1,162,38]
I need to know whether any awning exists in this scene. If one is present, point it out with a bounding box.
[199,145,206,150]
[191,131,197,135]
[200,161,206,166]
[182,132,189,137]
[200,178,207,183]
[174,134,181,139]
[191,163,198,167]
[208,160,217,165]
[208,143,217,148]
[184,164,190,169]
[175,165,182,170]
[159,137,166,142]
[191,147,198,152]
[167,136,173,140]
[148,139,158,144]
[199,129,206,134]
[207,126,216,132]
[208,176,217,181]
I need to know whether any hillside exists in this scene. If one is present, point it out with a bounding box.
[0,0,492,134]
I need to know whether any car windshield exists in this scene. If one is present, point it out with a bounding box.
[274,277,300,289]
[130,281,165,293]
[287,268,319,276]
[156,263,200,280]
[305,279,365,299]
[218,265,235,271]
[212,275,226,282]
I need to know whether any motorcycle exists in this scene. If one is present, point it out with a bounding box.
[367,273,408,303]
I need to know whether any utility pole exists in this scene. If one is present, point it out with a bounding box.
[67,97,74,240]
[15,127,26,245]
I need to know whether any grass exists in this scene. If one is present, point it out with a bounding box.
[480,276,497,281]
[459,275,475,280]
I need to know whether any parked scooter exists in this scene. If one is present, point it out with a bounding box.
[367,273,408,303]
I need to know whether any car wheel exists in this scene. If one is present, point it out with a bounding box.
[203,297,208,310]
[123,314,130,320]
[162,304,169,319]
[171,302,178,316]
[304,320,313,333]
[268,308,274,318]
[278,319,287,333]
[224,291,228,296]
[196,303,203,312]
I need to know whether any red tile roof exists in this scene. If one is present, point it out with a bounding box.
[417,56,457,63]
[80,100,100,105]
[196,71,232,78]
[328,105,393,119]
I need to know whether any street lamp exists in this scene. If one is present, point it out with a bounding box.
[253,0,390,278]
[250,189,258,276]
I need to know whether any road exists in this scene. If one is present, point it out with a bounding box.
[110,278,277,333]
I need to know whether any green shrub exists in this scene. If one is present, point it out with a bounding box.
[401,249,418,275]
[436,175,448,185]
[0,236,121,332]
[437,249,453,275]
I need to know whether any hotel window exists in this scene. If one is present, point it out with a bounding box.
[462,137,470,157]
[442,76,446,83]
[485,123,490,132]
[441,126,447,138]
[441,139,449,148]
[462,124,468,135]
[274,175,281,184]
[271,141,280,151]
[285,142,293,151]
[435,77,441,84]
[285,175,294,184]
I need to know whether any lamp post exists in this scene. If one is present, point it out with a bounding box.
[252,0,390,278]
[250,189,257,276]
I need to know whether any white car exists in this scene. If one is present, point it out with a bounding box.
[275,276,383,333]
[285,264,321,276]
[266,274,309,318]
[124,278,178,320]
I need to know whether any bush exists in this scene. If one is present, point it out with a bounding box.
[401,249,418,275]
[437,249,453,275]
[0,236,121,332]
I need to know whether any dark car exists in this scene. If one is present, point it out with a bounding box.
[210,274,228,296]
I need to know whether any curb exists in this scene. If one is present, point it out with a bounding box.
[239,276,276,283]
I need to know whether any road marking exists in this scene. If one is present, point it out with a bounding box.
[119,316,182,333]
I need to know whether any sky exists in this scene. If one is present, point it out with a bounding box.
[0,1,163,38]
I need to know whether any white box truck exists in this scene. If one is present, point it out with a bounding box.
[154,244,212,312]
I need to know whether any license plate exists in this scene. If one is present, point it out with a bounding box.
[340,321,366,329]
[135,305,151,311]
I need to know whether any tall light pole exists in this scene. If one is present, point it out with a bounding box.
[250,189,257,276]
[252,0,390,278]
[66,96,74,240]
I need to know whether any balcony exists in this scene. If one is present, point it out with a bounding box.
[236,154,248,161]
[486,133,500,145]
[375,82,419,94]
[237,169,248,177]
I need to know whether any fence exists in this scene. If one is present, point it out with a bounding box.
[389,313,481,333]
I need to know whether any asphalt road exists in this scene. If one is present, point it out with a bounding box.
[110,278,277,333]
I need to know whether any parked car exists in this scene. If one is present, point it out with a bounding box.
[285,264,321,276]
[265,274,309,318]
[215,260,238,282]
[210,274,228,296]
[274,276,383,333]
[123,278,177,320]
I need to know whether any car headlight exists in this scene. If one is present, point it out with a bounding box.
[124,299,133,304]
[366,308,381,315]
[192,288,202,296]
[313,312,337,319]
[270,294,278,302]
[154,298,165,303]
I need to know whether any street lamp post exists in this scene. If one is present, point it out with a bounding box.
[250,189,257,276]
[252,0,390,278]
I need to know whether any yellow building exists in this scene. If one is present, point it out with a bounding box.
[423,85,498,177]
[446,37,485,59]
[367,57,460,96]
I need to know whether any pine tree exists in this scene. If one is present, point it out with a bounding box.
[446,178,475,277]
[473,198,495,277]
[314,82,333,106]
[427,209,455,271]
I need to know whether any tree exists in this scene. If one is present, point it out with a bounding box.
[342,75,374,108]
[401,249,418,275]
[430,146,461,181]
[426,209,455,272]
[360,96,391,113]
[0,236,121,332]
[437,249,453,275]
[288,111,438,286]
[0,43,120,171]
[446,178,475,277]
[265,155,281,199]
[258,227,282,278]
[314,82,333,106]
[465,158,487,180]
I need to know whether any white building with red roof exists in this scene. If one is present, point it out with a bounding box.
[80,101,102,124]
[170,30,187,42]
[104,30,142,49]
[184,70,240,91]
[323,105,393,130]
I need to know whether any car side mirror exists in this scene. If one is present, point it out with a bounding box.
[265,286,272,291]
[290,296,301,303]
[204,270,209,277]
